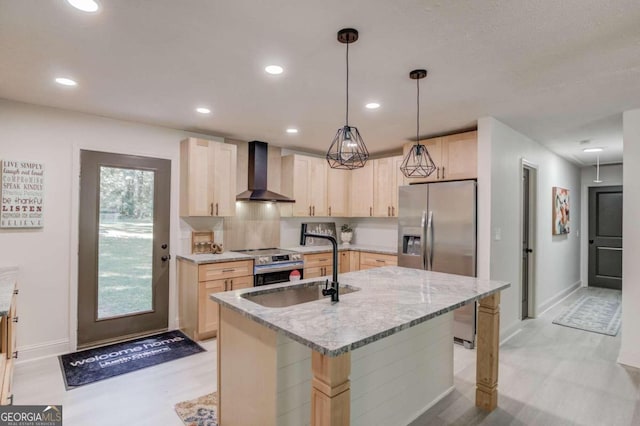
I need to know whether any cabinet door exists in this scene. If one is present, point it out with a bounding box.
[230,275,253,290]
[212,142,237,216]
[304,267,325,279]
[292,155,312,216]
[391,155,406,217]
[349,162,374,217]
[403,138,442,184]
[309,157,328,216]
[440,131,477,180]
[327,168,350,217]
[181,138,214,216]
[199,279,226,335]
[373,158,394,217]
[339,251,350,273]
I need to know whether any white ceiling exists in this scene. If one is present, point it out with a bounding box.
[1,0,639,165]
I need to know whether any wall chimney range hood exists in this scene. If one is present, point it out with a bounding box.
[236,141,295,203]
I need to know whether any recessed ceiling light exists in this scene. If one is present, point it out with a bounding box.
[265,65,284,75]
[286,128,298,134]
[55,77,78,87]
[66,0,100,13]
[196,107,211,114]
[365,102,380,109]
[583,147,603,153]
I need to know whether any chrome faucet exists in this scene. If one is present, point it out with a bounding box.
[302,232,340,302]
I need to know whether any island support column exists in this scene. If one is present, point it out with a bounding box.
[311,351,351,426]
[476,292,500,411]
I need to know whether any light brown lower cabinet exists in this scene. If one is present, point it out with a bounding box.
[178,259,253,340]
[358,252,398,270]
[339,250,360,273]
[1,286,18,405]
[303,253,333,279]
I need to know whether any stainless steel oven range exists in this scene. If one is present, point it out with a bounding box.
[233,248,304,286]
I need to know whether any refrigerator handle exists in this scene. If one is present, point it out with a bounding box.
[428,211,434,268]
[421,211,428,270]
[426,211,434,270]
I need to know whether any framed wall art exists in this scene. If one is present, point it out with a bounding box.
[552,186,569,235]
[1,159,45,228]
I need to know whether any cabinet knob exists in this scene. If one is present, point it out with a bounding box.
[437,167,440,179]
[12,316,18,323]
[12,351,18,359]
[329,206,332,216]
[13,289,18,295]
[7,394,13,405]
[369,207,372,217]
[442,166,445,179]
[216,203,219,216]
[210,203,214,216]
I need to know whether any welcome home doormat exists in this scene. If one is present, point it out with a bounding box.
[59,330,205,389]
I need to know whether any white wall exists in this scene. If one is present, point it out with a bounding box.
[579,164,623,286]
[619,109,640,368]
[0,99,221,360]
[477,117,582,336]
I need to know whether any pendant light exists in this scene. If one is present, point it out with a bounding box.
[593,153,603,183]
[400,69,436,178]
[326,28,369,170]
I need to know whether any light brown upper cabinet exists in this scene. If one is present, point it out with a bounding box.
[281,154,328,217]
[402,131,477,184]
[349,161,374,217]
[180,138,237,217]
[373,155,406,217]
[327,167,350,217]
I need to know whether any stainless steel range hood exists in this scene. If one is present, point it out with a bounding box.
[236,141,295,203]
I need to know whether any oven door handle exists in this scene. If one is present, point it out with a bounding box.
[254,262,305,275]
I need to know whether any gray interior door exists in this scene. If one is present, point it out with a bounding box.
[78,150,171,348]
[588,185,622,290]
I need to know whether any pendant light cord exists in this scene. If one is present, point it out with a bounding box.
[345,42,350,127]
[416,77,420,145]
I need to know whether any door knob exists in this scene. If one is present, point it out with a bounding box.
[161,255,171,262]
[589,240,594,244]
[524,248,533,253]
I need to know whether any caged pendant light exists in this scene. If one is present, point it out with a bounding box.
[400,69,436,178]
[326,28,369,170]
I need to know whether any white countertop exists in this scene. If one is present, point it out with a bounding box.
[176,252,254,264]
[0,267,18,317]
[212,266,510,356]
[284,244,397,255]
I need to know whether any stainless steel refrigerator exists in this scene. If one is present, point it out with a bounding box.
[397,180,477,348]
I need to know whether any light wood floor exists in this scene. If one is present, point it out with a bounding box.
[411,287,640,426]
[14,287,640,426]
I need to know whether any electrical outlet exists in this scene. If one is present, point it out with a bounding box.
[494,227,502,241]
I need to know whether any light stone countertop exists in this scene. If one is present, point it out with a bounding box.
[212,266,510,357]
[176,252,254,264]
[284,244,397,255]
[0,267,18,317]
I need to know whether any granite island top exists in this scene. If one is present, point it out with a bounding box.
[212,266,510,356]
[0,267,18,317]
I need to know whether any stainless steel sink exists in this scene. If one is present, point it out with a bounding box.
[241,281,360,308]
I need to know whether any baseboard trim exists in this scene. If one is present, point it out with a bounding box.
[16,338,71,364]
[500,325,522,346]
[404,385,455,425]
[537,280,582,318]
[618,350,640,370]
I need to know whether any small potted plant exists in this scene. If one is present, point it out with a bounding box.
[340,223,353,245]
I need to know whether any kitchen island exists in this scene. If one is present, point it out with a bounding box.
[211,266,510,425]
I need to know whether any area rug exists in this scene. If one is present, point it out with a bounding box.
[552,289,621,336]
[175,392,218,426]
[59,330,205,389]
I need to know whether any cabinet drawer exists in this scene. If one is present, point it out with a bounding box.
[304,267,325,279]
[359,252,397,268]
[304,253,333,268]
[198,260,253,281]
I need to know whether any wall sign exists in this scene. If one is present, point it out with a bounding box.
[1,159,45,228]
[552,186,569,235]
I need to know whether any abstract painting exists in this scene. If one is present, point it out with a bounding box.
[552,187,570,235]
